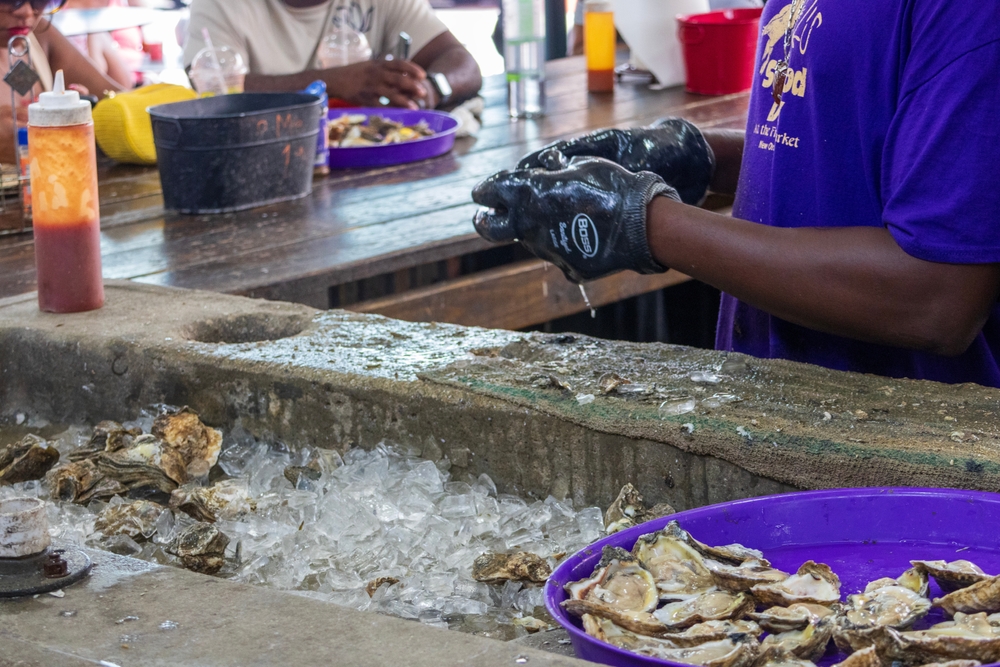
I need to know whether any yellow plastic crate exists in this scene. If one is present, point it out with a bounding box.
[93,84,198,165]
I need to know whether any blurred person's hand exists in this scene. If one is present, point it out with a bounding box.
[324,59,428,109]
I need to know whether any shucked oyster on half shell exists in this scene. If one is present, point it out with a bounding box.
[749,603,837,634]
[565,549,659,612]
[653,591,756,630]
[752,561,841,607]
[760,616,834,661]
[660,520,767,567]
[874,612,1000,665]
[632,529,718,600]
[640,635,761,667]
[831,644,880,667]
[834,580,932,652]
[709,559,791,594]
[934,575,1000,615]
[912,561,993,594]
[152,406,222,478]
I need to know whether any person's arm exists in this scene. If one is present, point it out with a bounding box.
[39,21,125,97]
[701,128,743,196]
[411,31,481,109]
[646,199,1000,356]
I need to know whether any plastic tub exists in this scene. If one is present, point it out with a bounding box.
[546,487,1000,667]
[150,93,322,214]
[327,107,458,169]
[676,8,762,95]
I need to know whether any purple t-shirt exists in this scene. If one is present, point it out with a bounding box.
[717,0,1000,386]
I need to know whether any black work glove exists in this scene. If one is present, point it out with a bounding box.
[472,149,679,284]
[517,118,714,206]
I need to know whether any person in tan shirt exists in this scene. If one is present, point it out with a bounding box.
[183,0,482,110]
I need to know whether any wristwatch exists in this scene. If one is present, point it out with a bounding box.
[428,71,452,106]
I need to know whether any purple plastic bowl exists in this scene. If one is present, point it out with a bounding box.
[546,487,1000,667]
[327,107,458,169]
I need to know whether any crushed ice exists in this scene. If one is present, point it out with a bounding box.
[2,423,607,640]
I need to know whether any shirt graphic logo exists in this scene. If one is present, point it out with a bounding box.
[757,0,822,121]
[572,214,599,258]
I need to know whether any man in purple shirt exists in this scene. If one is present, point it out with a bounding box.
[472,0,1000,386]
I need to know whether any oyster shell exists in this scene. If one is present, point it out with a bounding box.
[916,662,981,667]
[96,435,187,495]
[834,582,932,652]
[660,520,767,566]
[653,591,756,630]
[472,551,550,584]
[760,617,834,661]
[874,612,1000,665]
[632,529,718,600]
[751,561,841,607]
[934,575,1000,615]
[152,406,222,478]
[754,651,818,667]
[94,499,164,539]
[604,484,675,534]
[168,522,230,574]
[585,559,660,613]
[710,559,791,593]
[584,615,760,650]
[0,434,60,485]
[913,561,991,594]
[47,458,128,504]
[749,603,836,634]
[169,479,255,523]
[831,644,880,667]
[95,421,141,454]
[641,636,761,667]
[898,566,931,597]
[563,598,675,637]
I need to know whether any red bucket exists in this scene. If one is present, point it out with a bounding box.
[676,8,762,96]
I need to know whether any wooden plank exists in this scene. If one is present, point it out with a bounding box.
[349,258,692,329]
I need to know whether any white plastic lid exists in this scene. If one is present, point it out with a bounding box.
[29,70,92,127]
[585,0,613,11]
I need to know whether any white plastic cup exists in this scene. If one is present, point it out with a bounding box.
[0,497,51,558]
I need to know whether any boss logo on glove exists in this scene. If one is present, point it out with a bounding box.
[572,214,600,258]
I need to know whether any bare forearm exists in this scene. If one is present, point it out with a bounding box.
[424,46,482,108]
[647,197,1000,355]
[701,128,743,196]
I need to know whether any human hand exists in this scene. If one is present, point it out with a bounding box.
[517,118,715,205]
[472,150,679,284]
[325,59,428,109]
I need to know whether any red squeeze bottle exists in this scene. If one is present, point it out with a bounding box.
[28,70,104,313]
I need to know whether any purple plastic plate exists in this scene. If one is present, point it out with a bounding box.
[327,107,458,169]
[546,487,1000,667]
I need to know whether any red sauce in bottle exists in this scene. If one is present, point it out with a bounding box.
[28,74,104,313]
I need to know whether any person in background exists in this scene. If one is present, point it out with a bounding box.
[183,0,482,110]
[472,0,1000,387]
[63,0,143,88]
[0,0,125,162]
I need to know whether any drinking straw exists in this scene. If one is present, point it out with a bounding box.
[201,28,229,95]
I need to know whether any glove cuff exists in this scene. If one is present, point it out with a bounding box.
[622,171,672,275]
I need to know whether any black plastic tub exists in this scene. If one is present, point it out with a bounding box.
[150,93,322,214]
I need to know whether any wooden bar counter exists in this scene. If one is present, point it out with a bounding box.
[0,57,749,328]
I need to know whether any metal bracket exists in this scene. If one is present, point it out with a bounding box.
[0,547,92,598]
